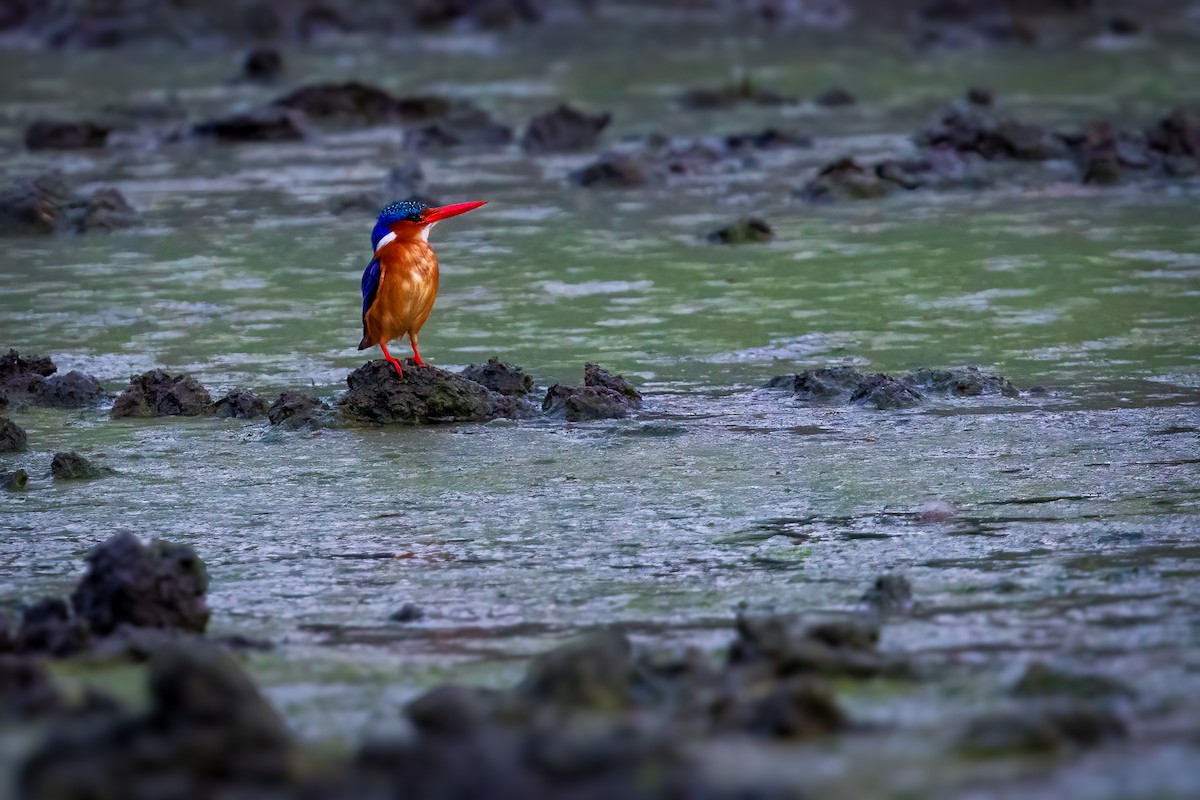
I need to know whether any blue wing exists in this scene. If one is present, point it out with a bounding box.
[359,257,381,346]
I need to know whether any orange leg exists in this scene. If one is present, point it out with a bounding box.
[379,341,404,377]
[410,336,426,367]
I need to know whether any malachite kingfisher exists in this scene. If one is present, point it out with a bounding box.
[358,199,487,376]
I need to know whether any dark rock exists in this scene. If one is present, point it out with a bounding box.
[35,370,107,406]
[214,389,269,419]
[77,186,141,232]
[461,356,534,396]
[543,364,641,422]
[240,47,283,83]
[706,218,774,244]
[340,360,523,425]
[680,78,794,110]
[519,630,640,711]
[765,367,866,403]
[861,574,913,616]
[960,706,1127,756]
[712,677,845,739]
[730,614,896,679]
[70,531,209,636]
[1104,16,1140,36]
[1010,661,1136,701]
[24,118,112,150]
[814,86,857,107]
[2,468,28,490]
[849,373,923,409]
[404,684,491,735]
[18,642,297,800]
[389,603,424,623]
[1146,107,1200,158]
[267,390,331,428]
[13,598,89,657]
[918,106,1067,161]
[798,157,894,203]
[522,104,611,153]
[410,0,542,30]
[405,106,514,151]
[50,451,110,481]
[111,369,213,418]
[570,152,657,189]
[0,171,83,236]
[722,128,814,150]
[900,366,1019,397]
[585,363,642,403]
[0,416,27,452]
[192,106,307,143]
[0,655,63,719]
[967,87,995,106]
[274,82,488,130]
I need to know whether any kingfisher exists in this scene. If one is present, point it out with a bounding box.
[358,199,487,376]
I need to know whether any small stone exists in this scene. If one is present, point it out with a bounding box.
[24,119,112,150]
[267,391,330,428]
[861,574,913,615]
[569,152,657,189]
[192,106,307,143]
[111,369,213,418]
[461,357,534,396]
[50,452,109,481]
[0,416,27,452]
[849,373,923,410]
[706,218,774,244]
[522,104,611,154]
[389,603,424,623]
[241,47,283,82]
[814,87,857,107]
[214,389,269,419]
[2,469,28,490]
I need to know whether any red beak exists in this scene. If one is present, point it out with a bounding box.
[422,201,487,225]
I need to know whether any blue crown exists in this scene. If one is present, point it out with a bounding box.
[372,200,428,250]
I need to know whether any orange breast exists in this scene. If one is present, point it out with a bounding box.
[363,241,440,346]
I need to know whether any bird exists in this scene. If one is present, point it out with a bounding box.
[358,199,487,377]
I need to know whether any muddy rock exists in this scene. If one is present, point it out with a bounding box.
[713,676,846,739]
[849,373,923,409]
[0,171,82,235]
[917,106,1068,160]
[814,86,857,107]
[389,603,424,623]
[765,366,865,403]
[723,128,814,150]
[1010,661,1136,701]
[706,217,774,244]
[1146,107,1200,164]
[862,574,914,616]
[12,598,89,658]
[543,364,642,422]
[730,614,898,679]
[409,0,543,30]
[461,356,534,396]
[799,157,894,202]
[901,366,1018,397]
[967,86,995,106]
[570,151,658,188]
[193,105,306,143]
[960,706,1128,756]
[69,532,208,636]
[24,118,112,150]
[0,416,27,452]
[50,451,110,481]
[405,106,514,151]
[522,104,612,153]
[267,390,331,428]
[111,369,213,418]
[19,642,297,800]
[214,388,269,419]
[680,77,794,110]
[520,630,641,711]
[240,46,283,83]
[77,186,141,232]
[2,468,28,490]
[340,360,522,425]
[0,655,63,719]
[0,350,106,408]
[37,370,107,406]
[274,82,487,129]
[2,349,67,392]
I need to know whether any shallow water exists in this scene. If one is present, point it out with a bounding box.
[2,25,1200,797]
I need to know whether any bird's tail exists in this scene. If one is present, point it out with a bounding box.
[357,336,370,351]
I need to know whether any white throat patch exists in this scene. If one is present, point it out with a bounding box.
[420,221,437,242]
[374,231,397,253]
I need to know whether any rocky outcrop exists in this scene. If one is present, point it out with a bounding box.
[111,370,213,418]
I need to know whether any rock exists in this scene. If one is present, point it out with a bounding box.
[722,128,814,150]
[18,642,297,800]
[331,160,433,214]
[798,157,894,203]
[1104,16,1140,36]
[730,614,897,679]
[814,86,857,107]
[213,389,269,419]
[901,366,1018,397]
[917,106,1067,161]
[967,87,995,106]
[409,0,543,30]
[77,186,141,232]
[542,364,642,422]
[1146,107,1200,158]
[50,451,110,481]
[849,373,923,409]
[111,369,213,418]
[519,630,640,711]
[0,416,27,452]
[389,603,424,623]
[706,218,774,244]
[404,684,492,735]
[521,104,611,153]
[765,367,866,403]
[24,118,112,150]
[960,706,1127,756]
[13,598,89,657]
[679,77,794,110]
[404,106,514,151]
[569,152,657,188]
[240,46,283,83]
[0,655,63,719]
[713,677,845,739]
[267,390,331,428]
[340,360,522,425]
[2,469,28,490]
[273,82,489,129]
[460,356,533,396]
[0,350,106,408]
[0,171,82,236]
[1010,662,1136,701]
[70,531,209,636]
[192,106,307,143]
[862,574,913,616]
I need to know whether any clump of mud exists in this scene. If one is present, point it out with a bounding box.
[543,364,642,421]
[111,369,213,418]
[766,365,1019,408]
[0,349,107,409]
[339,359,531,425]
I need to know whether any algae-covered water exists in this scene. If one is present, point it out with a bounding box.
[2,24,1199,797]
